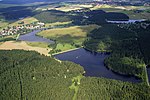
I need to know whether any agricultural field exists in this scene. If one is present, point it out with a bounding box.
[0,41,51,56]
[91,4,150,20]
[10,17,38,27]
[37,25,99,53]
[0,35,16,42]
[45,21,72,27]
[55,4,93,12]
[26,42,50,48]
[0,21,9,30]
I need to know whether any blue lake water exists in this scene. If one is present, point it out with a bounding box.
[19,30,54,43]
[55,48,141,83]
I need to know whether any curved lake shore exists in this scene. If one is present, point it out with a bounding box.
[18,30,54,43]
[55,48,141,83]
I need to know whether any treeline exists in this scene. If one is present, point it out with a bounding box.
[84,24,146,80]
[84,10,129,24]
[77,77,150,99]
[34,10,72,23]
[0,50,84,100]
[133,23,150,65]
[0,6,37,20]
[118,21,150,65]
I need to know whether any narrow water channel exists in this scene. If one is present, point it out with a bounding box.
[18,30,54,43]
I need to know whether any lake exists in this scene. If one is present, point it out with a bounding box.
[19,30,54,43]
[55,48,141,83]
[107,19,146,24]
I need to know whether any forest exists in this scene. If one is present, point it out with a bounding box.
[84,23,150,83]
[34,10,72,23]
[0,50,84,100]
[77,77,150,100]
[1,50,150,100]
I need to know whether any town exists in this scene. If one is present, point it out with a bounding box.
[0,21,45,36]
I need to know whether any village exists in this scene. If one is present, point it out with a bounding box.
[0,21,45,37]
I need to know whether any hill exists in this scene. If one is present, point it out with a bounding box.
[1,50,150,99]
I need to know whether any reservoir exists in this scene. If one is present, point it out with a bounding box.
[19,30,54,43]
[19,31,141,83]
[107,19,146,24]
[55,48,141,83]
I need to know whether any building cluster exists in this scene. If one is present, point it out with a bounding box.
[0,22,45,36]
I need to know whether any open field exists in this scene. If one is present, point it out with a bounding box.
[0,35,16,42]
[90,5,150,20]
[45,21,72,27]
[38,25,99,53]
[122,10,150,20]
[0,21,9,30]
[26,41,50,48]
[38,4,93,12]
[0,41,51,56]
[38,25,99,42]
[55,6,83,12]
[10,17,38,27]
[91,4,150,11]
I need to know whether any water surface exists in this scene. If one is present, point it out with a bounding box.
[107,19,146,24]
[19,30,54,43]
[55,48,141,83]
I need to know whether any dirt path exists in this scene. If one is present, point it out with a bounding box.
[0,41,51,56]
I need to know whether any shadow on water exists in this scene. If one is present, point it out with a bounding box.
[55,48,141,83]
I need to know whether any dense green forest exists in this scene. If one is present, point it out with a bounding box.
[1,50,150,100]
[34,10,72,23]
[77,77,150,100]
[84,23,150,82]
[0,50,84,100]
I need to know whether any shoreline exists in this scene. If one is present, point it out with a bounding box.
[52,46,83,56]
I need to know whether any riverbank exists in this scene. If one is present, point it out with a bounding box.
[55,48,140,83]
[52,46,83,56]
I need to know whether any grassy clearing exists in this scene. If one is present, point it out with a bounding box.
[55,7,83,12]
[38,25,99,52]
[10,17,38,27]
[0,21,9,30]
[26,42,50,48]
[91,5,149,11]
[45,21,72,27]
[91,5,150,20]
[0,41,51,56]
[122,10,150,20]
[38,25,99,43]
[0,42,3,45]
[38,25,99,54]
[0,35,16,42]
[69,74,83,100]
[40,4,93,12]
